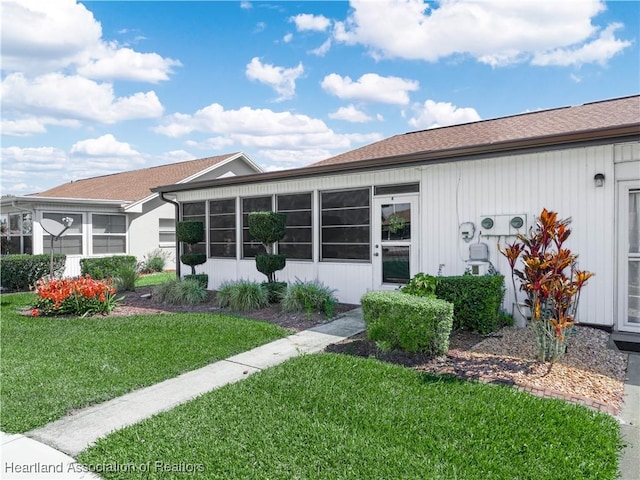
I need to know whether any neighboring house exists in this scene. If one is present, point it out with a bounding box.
[153,95,640,339]
[0,152,262,276]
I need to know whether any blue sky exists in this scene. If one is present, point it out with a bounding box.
[1,0,638,195]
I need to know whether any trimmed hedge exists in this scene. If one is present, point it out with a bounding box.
[184,273,209,289]
[0,254,66,291]
[361,290,453,355]
[176,221,204,245]
[80,256,137,280]
[435,275,506,334]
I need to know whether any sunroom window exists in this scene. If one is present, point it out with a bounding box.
[92,214,126,254]
[277,193,312,260]
[42,212,82,255]
[320,188,370,261]
[209,198,236,258]
[242,196,272,258]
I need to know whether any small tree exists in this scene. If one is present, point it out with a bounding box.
[176,221,206,275]
[500,208,594,362]
[248,212,286,283]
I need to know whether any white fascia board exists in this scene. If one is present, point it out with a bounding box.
[124,152,263,213]
[1,195,127,209]
[124,193,158,213]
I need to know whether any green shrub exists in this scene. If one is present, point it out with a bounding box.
[217,280,269,312]
[248,212,288,283]
[261,281,287,303]
[113,263,139,292]
[361,290,453,355]
[141,249,171,273]
[0,254,66,291]
[248,212,287,245]
[185,273,209,289]
[152,278,207,305]
[281,279,337,318]
[401,272,438,298]
[176,221,204,245]
[177,221,206,275]
[435,275,506,334]
[80,256,137,280]
[255,254,286,282]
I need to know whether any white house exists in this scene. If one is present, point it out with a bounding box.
[0,152,262,276]
[153,96,640,338]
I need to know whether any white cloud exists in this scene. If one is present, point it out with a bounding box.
[1,0,102,72]
[1,73,164,128]
[154,102,381,165]
[1,146,71,194]
[408,100,481,129]
[77,44,182,83]
[186,137,235,151]
[240,1,252,9]
[532,23,631,66]
[334,0,629,67]
[283,33,293,43]
[321,73,419,105]
[310,39,332,57]
[245,57,304,101]
[70,134,140,157]
[328,104,374,123]
[1,0,180,81]
[290,13,331,32]
[1,117,82,137]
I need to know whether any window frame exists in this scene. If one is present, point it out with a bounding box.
[42,212,83,256]
[91,213,127,255]
[2,212,33,254]
[158,218,176,247]
[276,192,313,261]
[320,187,371,262]
[208,198,237,258]
[241,195,273,259]
[181,201,207,255]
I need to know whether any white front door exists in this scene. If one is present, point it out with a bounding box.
[372,195,419,290]
[618,181,640,333]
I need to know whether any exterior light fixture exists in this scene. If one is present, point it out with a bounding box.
[594,173,605,188]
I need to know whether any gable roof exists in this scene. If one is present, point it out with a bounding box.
[313,95,640,167]
[31,152,254,203]
[153,95,640,194]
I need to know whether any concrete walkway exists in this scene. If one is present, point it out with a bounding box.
[618,353,640,480]
[1,310,364,480]
[1,311,638,479]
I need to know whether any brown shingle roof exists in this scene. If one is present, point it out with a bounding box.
[31,153,241,202]
[313,95,640,166]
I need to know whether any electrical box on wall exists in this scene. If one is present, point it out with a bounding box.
[479,214,527,236]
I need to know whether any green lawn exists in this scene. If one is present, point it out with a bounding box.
[0,292,289,433]
[78,354,621,480]
[135,272,175,287]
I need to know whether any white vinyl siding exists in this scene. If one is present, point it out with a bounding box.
[170,141,636,319]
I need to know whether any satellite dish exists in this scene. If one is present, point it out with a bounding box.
[42,217,73,238]
[41,218,67,237]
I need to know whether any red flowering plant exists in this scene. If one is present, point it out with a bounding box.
[500,209,594,362]
[31,275,120,317]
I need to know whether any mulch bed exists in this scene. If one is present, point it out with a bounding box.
[114,287,358,332]
[113,287,627,415]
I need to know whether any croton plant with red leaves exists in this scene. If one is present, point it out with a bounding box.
[500,208,594,362]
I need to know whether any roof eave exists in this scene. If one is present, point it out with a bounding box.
[1,195,129,208]
[152,123,640,194]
